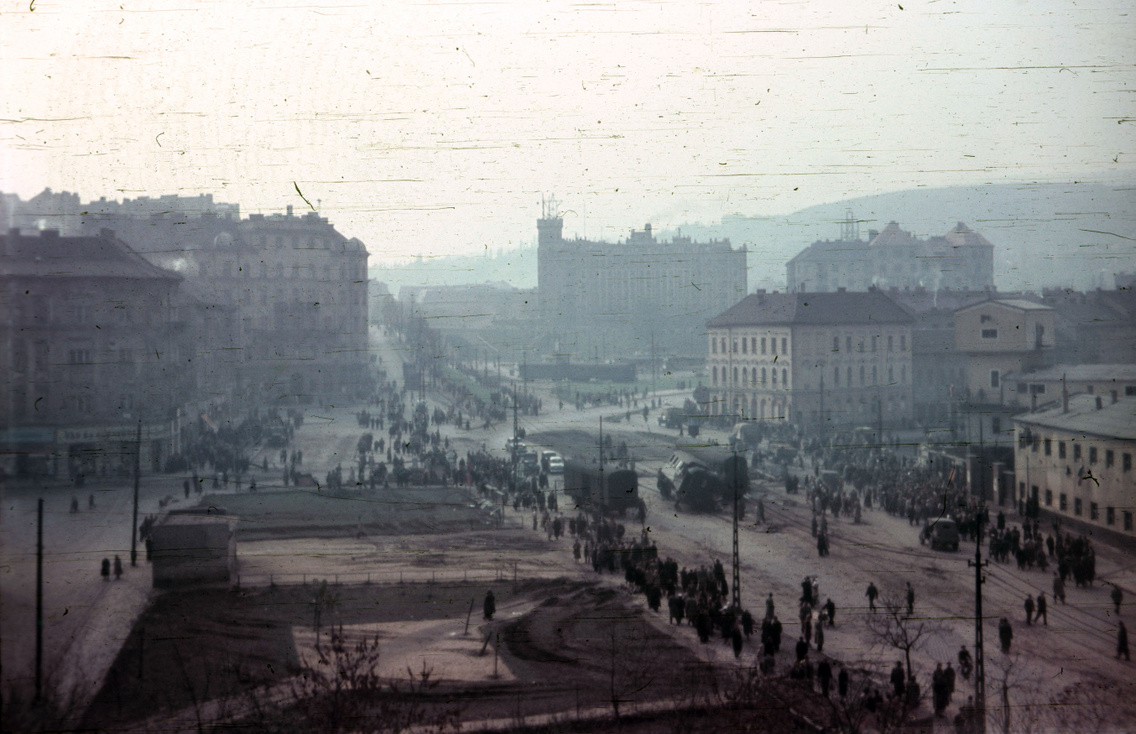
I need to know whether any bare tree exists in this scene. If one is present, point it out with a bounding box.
[600,614,661,720]
[863,595,944,679]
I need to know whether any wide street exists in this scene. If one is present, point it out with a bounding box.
[3,326,1133,731]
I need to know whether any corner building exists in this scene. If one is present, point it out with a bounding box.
[705,290,914,428]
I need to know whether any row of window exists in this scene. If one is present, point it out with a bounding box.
[713,365,789,388]
[832,364,906,387]
[832,334,906,353]
[1028,433,1133,472]
[1041,487,1135,531]
[209,261,364,281]
[712,335,788,356]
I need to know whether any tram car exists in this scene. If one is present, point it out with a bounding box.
[562,459,640,514]
[658,445,749,513]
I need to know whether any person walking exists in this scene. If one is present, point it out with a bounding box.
[1118,621,1130,661]
[815,617,825,653]
[891,661,906,698]
[999,617,1013,654]
[483,589,496,620]
[1036,593,1048,626]
[817,659,833,697]
[824,598,836,627]
[958,645,973,680]
[113,555,123,580]
[101,558,110,581]
[906,582,915,616]
[866,582,879,612]
[1053,573,1066,604]
[1024,595,1035,625]
[1112,584,1123,615]
[838,665,849,699]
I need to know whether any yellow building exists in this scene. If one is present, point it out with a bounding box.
[954,298,1055,403]
[1014,395,1136,536]
[705,289,914,428]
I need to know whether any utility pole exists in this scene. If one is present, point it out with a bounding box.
[131,420,141,566]
[35,497,44,703]
[598,416,605,508]
[968,503,989,734]
[731,448,741,610]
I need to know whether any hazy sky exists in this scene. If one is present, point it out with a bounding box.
[3,0,1134,261]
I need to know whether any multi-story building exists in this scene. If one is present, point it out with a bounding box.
[1014,394,1136,537]
[1038,287,1136,365]
[786,218,994,294]
[1,228,192,478]
[704,289,914,428]
[538,200,747,358]
[1003,363,1136,411]
[954,298,1055,404]
[184,206,371,403]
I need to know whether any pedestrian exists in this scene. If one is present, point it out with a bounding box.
[1036,593,1048,626]
[999,617,1013,654]
[1024,595,1035,625]
[101,557,110,581]
[814,617,825,652]
[1118,621,1130,661]
[183,479,190,498]
[88,493,96,509]
[817,659,833,697]
[932,663,947,717]
[906,581,915,616]
[824,598,836,627]
[483,589,496,620]
[113,555,123,580]
[945,662,956,707]
[958,645,973,680]
[1112,584,1123,615]
[795,636,809,662]
[838,665,849,699]
[732,626,744,659]
[891,661,905,698]
[1053,573,1066,604]
[866,582,879,612]
[70,496,79,513]
[765,592,775,620]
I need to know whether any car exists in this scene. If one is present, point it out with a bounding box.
[928,518,960,551]
[505,437,526,454]
[548,457,565,474]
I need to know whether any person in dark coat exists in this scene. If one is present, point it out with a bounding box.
[1024,595,1035,625]
[1118,621,1130,661]
[1053,573,1066,604]
[958,645,972,679]
[838,665,849,699]
[101,557,110,581]
[814,618,825,652]
[906,582,915,616]
[113,555,123,580]
[483,590,496,620]
[1036,593,1048,626]
[866,582,879,611]
[771,616,783,652]
[817,659,833,697]
[795,636,809,662]
[824,598,836,627]
[999,617,1013,653]
[1112,585,1123,615]
[891,661,905,698]
[765,593,775,620]
[932,663,947,716]
[732,626,744,659]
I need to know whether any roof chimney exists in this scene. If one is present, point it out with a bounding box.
[287,204,294,217]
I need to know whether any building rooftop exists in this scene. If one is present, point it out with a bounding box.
[1,228,181,281]
[707,289,914,328]
[1015,394,1136,441]
[956,297,1052,314]
[1007,364,1136,384]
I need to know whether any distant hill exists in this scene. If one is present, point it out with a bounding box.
[666,181,1136,293]
[371,180,1136,294]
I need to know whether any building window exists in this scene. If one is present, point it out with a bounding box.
[871,336,878,352]
[782,338,787,354]
[901,365,906,383]
[900,335,906,351]
[732,340,738,353]
[1106,450,1114,468]
[712,366,718,386]
[1059,493,1067,511]
[992,417,1001,434]
[872,366,877,385]
[761,338,766,355]
[858,340,865,353]
[833,367,840,387]
[1091,502,1099,521]
[771,369,778,386]
[833,336,839,352]
[1108,507,1116,525]
[733,367,738,384]
[888,366,894,383]
[742,338,747,354]
[68,349,92,365]
[1073,444,1081,461]
[751,337,756,353]
[762,367,767,385]
[1044,438,1051,456]
[721,338,726,354]
[847,366,852,386]
[859,366,865,385]
[1124,453,1132,472]
[1126,386,1136,397]
[1044,489,1052,507]
[846,337,852,352]
[888,335,894,352]
[1126,512,1133,532]
[1089,446,1097,464]
[981,328,998,339]
[990,370,1000,389]
[1074,497,1082,516]
[771,338,777,356]
[1059,441,1066,459]
[711,339,717,355]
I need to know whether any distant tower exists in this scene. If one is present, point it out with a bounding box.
[840,209,859,241]
[538,194,563,246]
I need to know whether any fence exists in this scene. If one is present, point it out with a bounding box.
[234,562,531,590]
